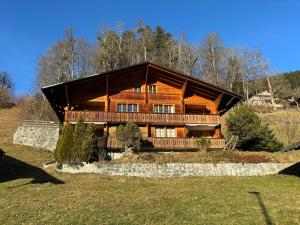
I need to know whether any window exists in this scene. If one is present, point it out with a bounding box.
[155,127,176,137]
[134,85,142,93]
[154,105,163,113]
[154,104,174,113]
[122,104,127,112]
[155,128,165,137]
[117,104,138,112]
[149,84,156,94]
[166,128,176,137]
[164,105,175,114]
[128,104,138,112]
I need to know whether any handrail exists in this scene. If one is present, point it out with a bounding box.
[20,120,60,127]
[65,111,220,124]
[107,137,225,149]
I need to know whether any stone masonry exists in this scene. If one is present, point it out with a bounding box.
[56,162,294,178]
[13,124,59,152]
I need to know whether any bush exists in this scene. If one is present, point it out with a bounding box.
[226,104,283,152]
[55,123,74,163]
[194,137,211,151]
[55,117,98,163]
[115,122,142,152]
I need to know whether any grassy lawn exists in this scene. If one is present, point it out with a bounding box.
[0,108,300,225]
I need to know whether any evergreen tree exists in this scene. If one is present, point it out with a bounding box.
[226,105,283,151]
[55,123,74,163]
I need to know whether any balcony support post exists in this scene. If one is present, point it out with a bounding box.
[65,85,70,110]
[181,80,188,113]
[106,74,110,112]
[145,65,149,109]
[214,93,224,113]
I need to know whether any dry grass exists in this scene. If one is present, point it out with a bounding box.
[1,108,300,225]
[114,150,300,164]
[259,110,300,146]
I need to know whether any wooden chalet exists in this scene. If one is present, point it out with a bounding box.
[42,62,242,150]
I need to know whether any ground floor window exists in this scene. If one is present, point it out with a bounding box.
[155,127,176,137]
[166,128,176,137]
[155,128,165,137]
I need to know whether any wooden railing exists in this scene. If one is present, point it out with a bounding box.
[65,111,220,124]
[20,120,60,128]
[107,137,225,149]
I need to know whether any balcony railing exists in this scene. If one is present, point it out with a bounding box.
[107,137,225,149]
[65,111,220,125]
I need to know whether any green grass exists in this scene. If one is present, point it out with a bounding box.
[1,108,300,225]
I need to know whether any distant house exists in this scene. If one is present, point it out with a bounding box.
[42,62,242,150]
[248,91,283,109]
[283,140,300,152]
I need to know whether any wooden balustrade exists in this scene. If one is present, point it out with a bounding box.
[107,137,225,149]
[65,111,220,124]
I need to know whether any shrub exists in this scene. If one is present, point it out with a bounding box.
[194,137,211,151]
[55,123,74,163]
[115,122,142,152]
[73,118,97,162]
[226,104,283,152]
[55,117,98,163]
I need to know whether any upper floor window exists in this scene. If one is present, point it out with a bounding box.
[164,105,175,113]
[154,104,174,113]
[117,104,127,112]
[128,104,138,112]
[133,85,142,93]
[154,105,163,113]
[149,84,156,94]
[117,103,138,113]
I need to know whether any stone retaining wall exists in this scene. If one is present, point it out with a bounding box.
[13,125,59,151]
[56,162,294,177]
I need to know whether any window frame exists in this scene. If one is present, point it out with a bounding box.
[149,84,156,94]
[117,103,139,113]
[133,85,142,93]
[154,104,175,114]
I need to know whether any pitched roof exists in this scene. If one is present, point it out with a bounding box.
[283,140,300,152]
[42,62,243,122]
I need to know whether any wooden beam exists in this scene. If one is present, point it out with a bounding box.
[151,71,184,87]
[106,74,110,112]
[189,87,218,100]
[188,83,219,97]
[145,65,149,104]
[181,80,188,95]
[65,85,70,109]
[226,96,235,108]
[214,93,224,110]
[181,80,188,113]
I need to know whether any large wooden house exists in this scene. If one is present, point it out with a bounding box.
[42,62,242,150]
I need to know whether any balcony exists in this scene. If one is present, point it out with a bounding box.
[107,137,225,149]
[64,111,220,125]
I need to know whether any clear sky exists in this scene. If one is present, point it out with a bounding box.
[1,0,300,94]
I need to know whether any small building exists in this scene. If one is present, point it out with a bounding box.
[248,91,283,109]
[42,62,242,150]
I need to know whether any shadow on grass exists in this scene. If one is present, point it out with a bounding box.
[278,162,300,177]
[248,191,274,225]
[0,149,64,185]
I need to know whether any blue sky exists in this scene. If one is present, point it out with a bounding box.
[1,0,300,94]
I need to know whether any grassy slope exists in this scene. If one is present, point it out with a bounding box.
[0,108,300,225]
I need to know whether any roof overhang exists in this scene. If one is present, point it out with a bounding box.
[42,62,243,123]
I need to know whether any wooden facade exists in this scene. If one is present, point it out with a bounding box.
[42,62,242,150]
